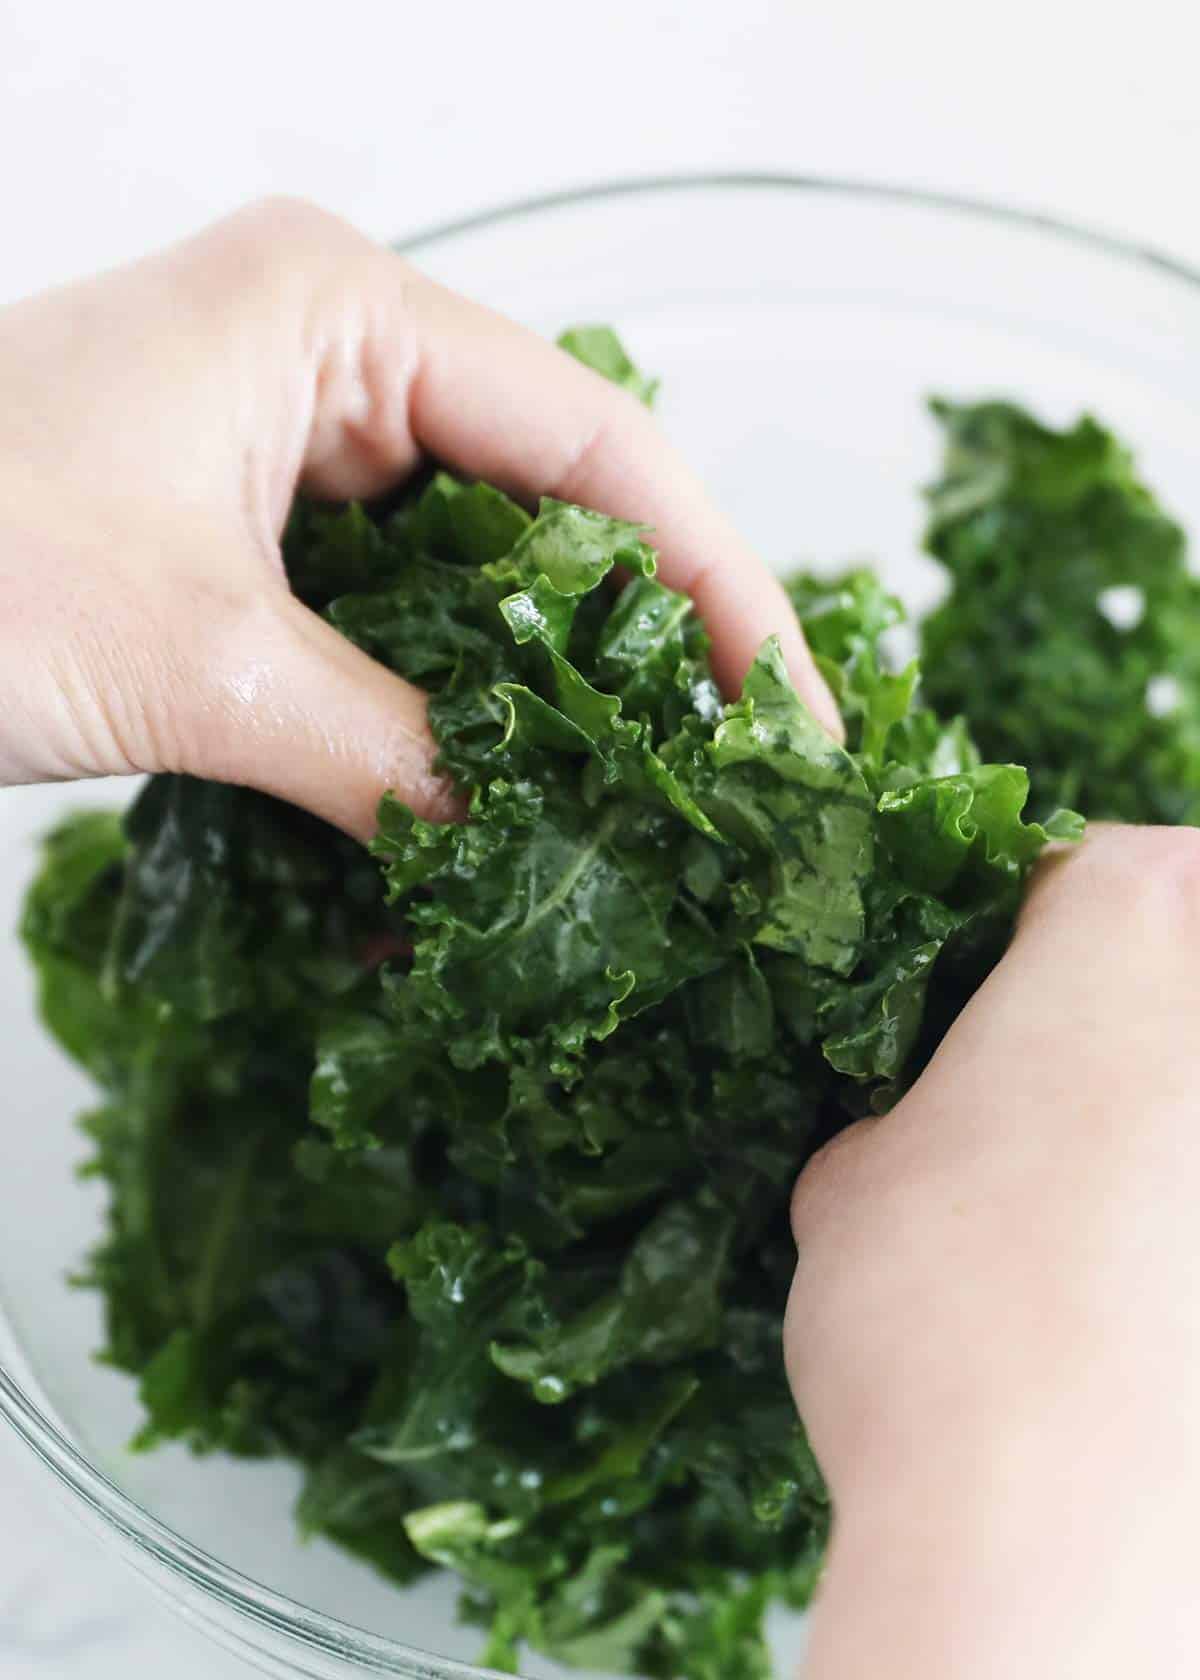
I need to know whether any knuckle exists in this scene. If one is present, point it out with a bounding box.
[550,385,649,505]
[234,194,350,249]
[1123,824,1200,895]
[789,1122,872,1248]
[1029,824,1200,930]
[551,415,613,504]
[1130,828,1200,927]
[199,583,289,690]
[197,198,374,309]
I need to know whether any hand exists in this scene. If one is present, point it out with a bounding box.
[788,825,1200,1679]
[0,198,837,838]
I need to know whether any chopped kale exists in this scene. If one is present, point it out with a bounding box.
[39,341,1200,1676]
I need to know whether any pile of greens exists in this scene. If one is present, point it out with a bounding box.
[921,398,1200,823]
[23,334,1197,1679]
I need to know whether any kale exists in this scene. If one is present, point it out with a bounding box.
[920,399,1200,823]
[37,339,1180,1677]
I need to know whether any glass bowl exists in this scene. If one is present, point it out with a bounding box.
[3,174,1200,1680]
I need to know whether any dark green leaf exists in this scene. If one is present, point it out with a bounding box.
[25,364,1108,1674]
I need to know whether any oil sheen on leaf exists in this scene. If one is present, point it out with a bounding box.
[32,337,1169,1678]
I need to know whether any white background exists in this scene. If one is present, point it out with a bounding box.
[1,2,1198,1675]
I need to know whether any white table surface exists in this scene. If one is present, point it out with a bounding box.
[2,1,1199,1673]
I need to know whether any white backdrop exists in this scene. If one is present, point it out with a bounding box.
[1,2,1198,1675]
[4,0,1200,304]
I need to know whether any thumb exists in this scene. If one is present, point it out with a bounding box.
[186,594,456,841]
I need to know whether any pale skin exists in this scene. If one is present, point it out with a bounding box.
[0,196,838,833]
[3,201,1197,1676]
[790,826,1200,1678]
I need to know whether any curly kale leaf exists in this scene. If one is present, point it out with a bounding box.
[24,335,1101,1677]
[920,398,1200,824]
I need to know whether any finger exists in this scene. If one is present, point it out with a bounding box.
[408,277,838,726]
[1014,824,1200,970]
[893,825,1200,1137]
[190,594,457,841]
[291,227,840,733]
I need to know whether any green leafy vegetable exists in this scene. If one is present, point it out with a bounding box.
[32,334,1161,1678]
[555,325,659,406]
[920,399,1200,823]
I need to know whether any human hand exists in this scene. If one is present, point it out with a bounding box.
[788,826,1200,1679]
[0,198,838,839]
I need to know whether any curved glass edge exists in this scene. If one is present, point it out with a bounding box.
[393,169,1200,292]
[0,1364,505,1680]
[3,168,1200,1676]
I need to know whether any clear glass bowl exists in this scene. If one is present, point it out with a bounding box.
[3,174,1200,1680]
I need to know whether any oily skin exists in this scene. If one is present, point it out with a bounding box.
[0,197,838,838]
[3,202,1199,1676]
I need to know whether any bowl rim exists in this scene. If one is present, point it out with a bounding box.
[4,168,1200,1678]
[395,168,1200,290]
